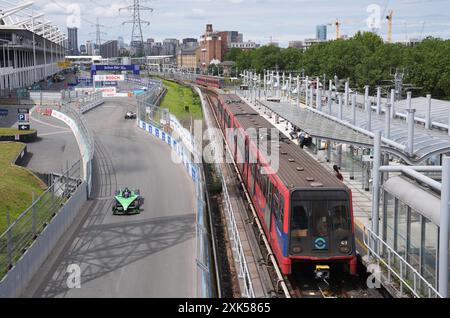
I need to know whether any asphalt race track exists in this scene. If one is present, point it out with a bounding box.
[27,109,81,173]
[0,105,80,174]
[26,99,197,298]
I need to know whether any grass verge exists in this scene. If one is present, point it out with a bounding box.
[160,79,203,120]
[0,142,46,233]
[0,128,37,136]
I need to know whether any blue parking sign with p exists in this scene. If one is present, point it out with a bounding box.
[18,113,27,121]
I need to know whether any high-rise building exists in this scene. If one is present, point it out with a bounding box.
[86,41,94,55]
[118,36,125,49]
[100,40,118,58]
[80,44,86,55]
[316,25,327,41]
[145,42,162,56]
[162,39,180,56]
[67,27,78,55]
[130,40,144,56]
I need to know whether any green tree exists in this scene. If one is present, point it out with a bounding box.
[220,32,450,99]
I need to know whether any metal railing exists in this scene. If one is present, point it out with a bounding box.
[196,87,257,298]
[0,160,82,279]
[136,83,169,129]
[221,174,256,298]
[363,226,442,298]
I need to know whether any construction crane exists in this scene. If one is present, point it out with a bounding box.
[386,10,394,43]
[265,36,278,46]
[327,20,341,40]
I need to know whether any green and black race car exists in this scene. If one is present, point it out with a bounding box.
[112,188,143,215]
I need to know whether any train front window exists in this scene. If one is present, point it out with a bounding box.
[329,201,350,232]
[290,191,351,254]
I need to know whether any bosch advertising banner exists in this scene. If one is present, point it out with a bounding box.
[93,74,125,82]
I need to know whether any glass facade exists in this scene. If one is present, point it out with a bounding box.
[382,189,446,294]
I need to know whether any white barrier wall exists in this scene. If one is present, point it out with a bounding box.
[138,120,199,181]
[50,110,92,194]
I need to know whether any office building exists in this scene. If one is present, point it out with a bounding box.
[67,27,79,55]
[316,25,327,41]
[176,47,198,72]
[100,40,118,58]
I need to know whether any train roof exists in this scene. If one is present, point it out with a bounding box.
[218,94,348,191]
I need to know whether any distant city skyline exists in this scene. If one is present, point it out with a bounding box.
[34,0,450,47]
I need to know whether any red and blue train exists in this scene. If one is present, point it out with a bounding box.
[212,93,357,276]
[196,75,224,89]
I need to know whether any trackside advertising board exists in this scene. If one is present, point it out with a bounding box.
[93,74,125,82]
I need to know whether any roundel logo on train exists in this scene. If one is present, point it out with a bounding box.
[314,237,328,250]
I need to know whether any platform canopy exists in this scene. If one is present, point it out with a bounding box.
[258,99,450,164]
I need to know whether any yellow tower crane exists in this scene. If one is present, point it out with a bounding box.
[335,19,341,40]
[327,19,341,40]
[386,10,394,43]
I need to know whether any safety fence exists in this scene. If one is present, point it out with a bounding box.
[363,226,442,298]
[0,160,82,281]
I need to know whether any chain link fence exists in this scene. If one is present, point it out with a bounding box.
[0,160,82,279]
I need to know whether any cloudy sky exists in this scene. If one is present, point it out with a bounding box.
[6,0,450,46]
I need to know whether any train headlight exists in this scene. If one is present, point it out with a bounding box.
[340,240,350,254]
[292,246,302,254]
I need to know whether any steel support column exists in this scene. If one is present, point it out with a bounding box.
[438,156,450,298]
[385,103,391,139]
[376,87,381,114]
[407,109,416,156]
[390,89,396,119]
[352,93,356,125]
[366,98,372,131]
[425,94,432,130]
[372,130,382,237]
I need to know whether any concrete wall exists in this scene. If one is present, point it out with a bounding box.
[0,182,87,298]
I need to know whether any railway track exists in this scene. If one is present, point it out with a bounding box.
[193,83,387,299]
